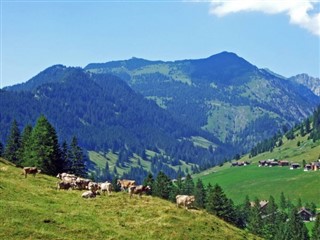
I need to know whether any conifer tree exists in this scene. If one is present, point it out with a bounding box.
[143,172,154,195]
[60,140,71,173]
[153,171,172,200]
[280,192,287,210]
[311,214,320,240]
[0,142,3,157]
[247,198,263,236]
[19,124,32,166]
[182,173,194,195]
[283,208,310,240]
[262,195,278,239]
[206,184,236,224]
[4,120,21,164]
[69,136,87,177]
[24,115,62,175]
[193,178,206,209]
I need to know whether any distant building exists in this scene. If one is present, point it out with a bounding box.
[278,160,289,166]
[298,208,313,222]
[290,163,300,169]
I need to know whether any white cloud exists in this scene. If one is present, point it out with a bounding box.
[208,0,320,36]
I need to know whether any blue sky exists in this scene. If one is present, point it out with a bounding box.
[1,0,319,88]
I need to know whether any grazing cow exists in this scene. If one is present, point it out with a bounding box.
[88,182,99,193]
[56,173,76,179]
[75,177,91,190]
[22,167,41,178]
[81,191,96,199]
[176,195,195,209]
[117,179,136,191]
[129,185,151,198]
[57,181,76,190]
[100,182,113,195]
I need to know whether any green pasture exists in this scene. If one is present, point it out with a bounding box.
[197,164,320,206]
[0,158,260,240]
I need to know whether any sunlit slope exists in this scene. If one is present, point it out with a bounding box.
[195,134,320,206]
[0,158,260,240]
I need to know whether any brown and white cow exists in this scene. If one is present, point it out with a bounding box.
[81,190,97,199]
[176,195,195,209]
[22,167,41,178]
[129,185,151,198]
[57,180,76,190]
[117,179,136,191]
[100,182,113,195]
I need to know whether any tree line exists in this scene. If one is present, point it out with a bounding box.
[1,115,87,177]
[249,104,320,158]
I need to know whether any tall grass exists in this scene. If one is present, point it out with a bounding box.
[0,158,259,240]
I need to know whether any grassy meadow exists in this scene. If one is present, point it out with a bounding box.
[0,158,260,240]
[195,135,320,207]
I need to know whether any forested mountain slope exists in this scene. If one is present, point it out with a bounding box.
[1,66,225,178]
[85,52,320,152]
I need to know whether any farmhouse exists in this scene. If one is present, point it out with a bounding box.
[250,200,269,213]
[298,208,313,222]
[278,160,289,166]
[290,163,300,169]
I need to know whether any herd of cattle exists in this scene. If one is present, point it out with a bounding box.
[21,167,196,209]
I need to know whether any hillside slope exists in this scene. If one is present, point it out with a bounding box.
[195,129,320,206]
[0,158,260,240]
[85,52,320,151]
[0,66,224,177]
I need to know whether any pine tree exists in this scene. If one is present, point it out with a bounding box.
[143,173,154,195]
[206,184,236,224]
[247,198,263,236]
[23,115,61,175]
[182,173,194,195]
[153,171,173,200]
[286,208,310,240]
[311,214,320,240]
[19,124,33,166]
[305,118,311,134]
[4,120,21,164]
[262,195,278,239]
[193,178,206,209]
[0,142,3,157]
[60,140,71,173]
[69,136,87,177]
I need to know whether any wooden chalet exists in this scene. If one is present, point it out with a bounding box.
[298,208,313,221]
[290,163,300,169]
[278,160,289,166]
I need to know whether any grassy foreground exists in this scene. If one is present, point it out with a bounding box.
[0,158,259,240]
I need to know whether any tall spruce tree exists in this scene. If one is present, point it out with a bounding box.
[247,198,263,236]
[153,171,173,200]
[286,208,310,240]
[4,120,21,164]
[0,141,3,157]
[311,214,320,240]
[60,140,71,173]
[23,115,62,175]
[206,184,236,224]
[183,174,194,195]
[69,136,87,177]
[193,178,206,209]
[19,124,33,166]
[280,192,287,211]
